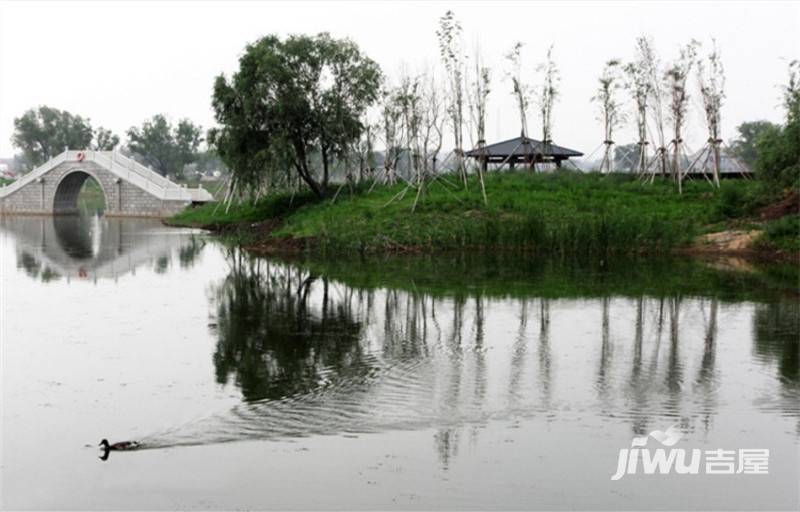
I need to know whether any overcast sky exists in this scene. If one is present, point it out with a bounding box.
[0,0,797,160]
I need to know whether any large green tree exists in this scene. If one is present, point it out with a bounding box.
[729,120,778,169]
[12,107,84,167]
[210,33,382,198]
[126,114,203,178]
[12,106,121,169]
[755,60,800,188]
[92,127,120,151]
[613,143,639,172]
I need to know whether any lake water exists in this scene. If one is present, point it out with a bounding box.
[1,214,798,510]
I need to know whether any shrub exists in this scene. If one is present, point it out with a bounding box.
[714,181,767,220]
[761,215,800,251]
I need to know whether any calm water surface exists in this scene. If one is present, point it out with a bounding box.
[1,214,798,510]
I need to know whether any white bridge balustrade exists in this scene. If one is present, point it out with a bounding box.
[0,149,213,217]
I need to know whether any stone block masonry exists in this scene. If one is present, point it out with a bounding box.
[0,155,202,218]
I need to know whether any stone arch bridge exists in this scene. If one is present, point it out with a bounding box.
[0,150,213,217]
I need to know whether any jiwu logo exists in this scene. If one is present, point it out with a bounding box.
[611,425,769,480]
[611,425,700,480]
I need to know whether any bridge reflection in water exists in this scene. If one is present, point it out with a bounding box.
[1,214,205,283]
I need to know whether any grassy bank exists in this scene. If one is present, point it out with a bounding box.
[169,171,794,256]
[77,177,106,211]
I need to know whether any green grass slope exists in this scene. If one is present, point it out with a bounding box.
[171,171,773,256]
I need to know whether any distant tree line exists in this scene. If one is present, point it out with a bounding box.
[736,60,799,189]
[12,106,119,167]
[713,60,798,190]
[126,114,203,178]
[10,107,218,180]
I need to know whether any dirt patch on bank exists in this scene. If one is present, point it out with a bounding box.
[243,234,315,255]
[697,229,761,252]
[679,227,798,264]
[233,219,317,254]
[758,189,799,220]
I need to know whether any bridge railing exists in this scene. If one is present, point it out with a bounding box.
[101,152,211,201]
[1,150,211,203]
[106,151,176,190]
[100,152,205,201]
[88,151,157,197]
[0,150,70,198]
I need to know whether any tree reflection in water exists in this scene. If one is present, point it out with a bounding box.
[17,250,62,282]
[754,302,800,384]
[137,249,799,464]
[753,302,800,434]
[211,251,367,402]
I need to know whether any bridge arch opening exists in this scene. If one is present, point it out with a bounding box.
[53,170,107,215]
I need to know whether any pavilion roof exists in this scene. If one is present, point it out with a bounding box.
[465,136,583,159]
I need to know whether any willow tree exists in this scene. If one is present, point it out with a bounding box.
[592,60,624,173]
[665,40,699,194]
[436,10,468,186]
[696,40,725,187]
[623,60,651,175]
[210,33,382,199]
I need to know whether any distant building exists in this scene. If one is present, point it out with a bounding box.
[684,148,752,178]
[609,145,752,178]
[0,161,16,181]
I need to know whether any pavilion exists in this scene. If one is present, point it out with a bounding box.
[465,135,583,169]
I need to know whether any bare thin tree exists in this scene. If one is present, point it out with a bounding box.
[636,36,669,180]
[592,59,625,173]
[436,10,468,186]
[396,69,424,184]
[665,40,699,194]
[379,85,403,185]
[421,71,446,176]
[505,41,531,139]
[355,114,376,183]
[469,42,490,205]
[696,39,725,188]
[535,44,560,167]
[624,60,651,175]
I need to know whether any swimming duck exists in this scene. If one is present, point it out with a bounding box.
[98,439,141,461]
[99,439,141,451]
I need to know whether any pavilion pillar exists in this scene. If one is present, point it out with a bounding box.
[477,139,488,175]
